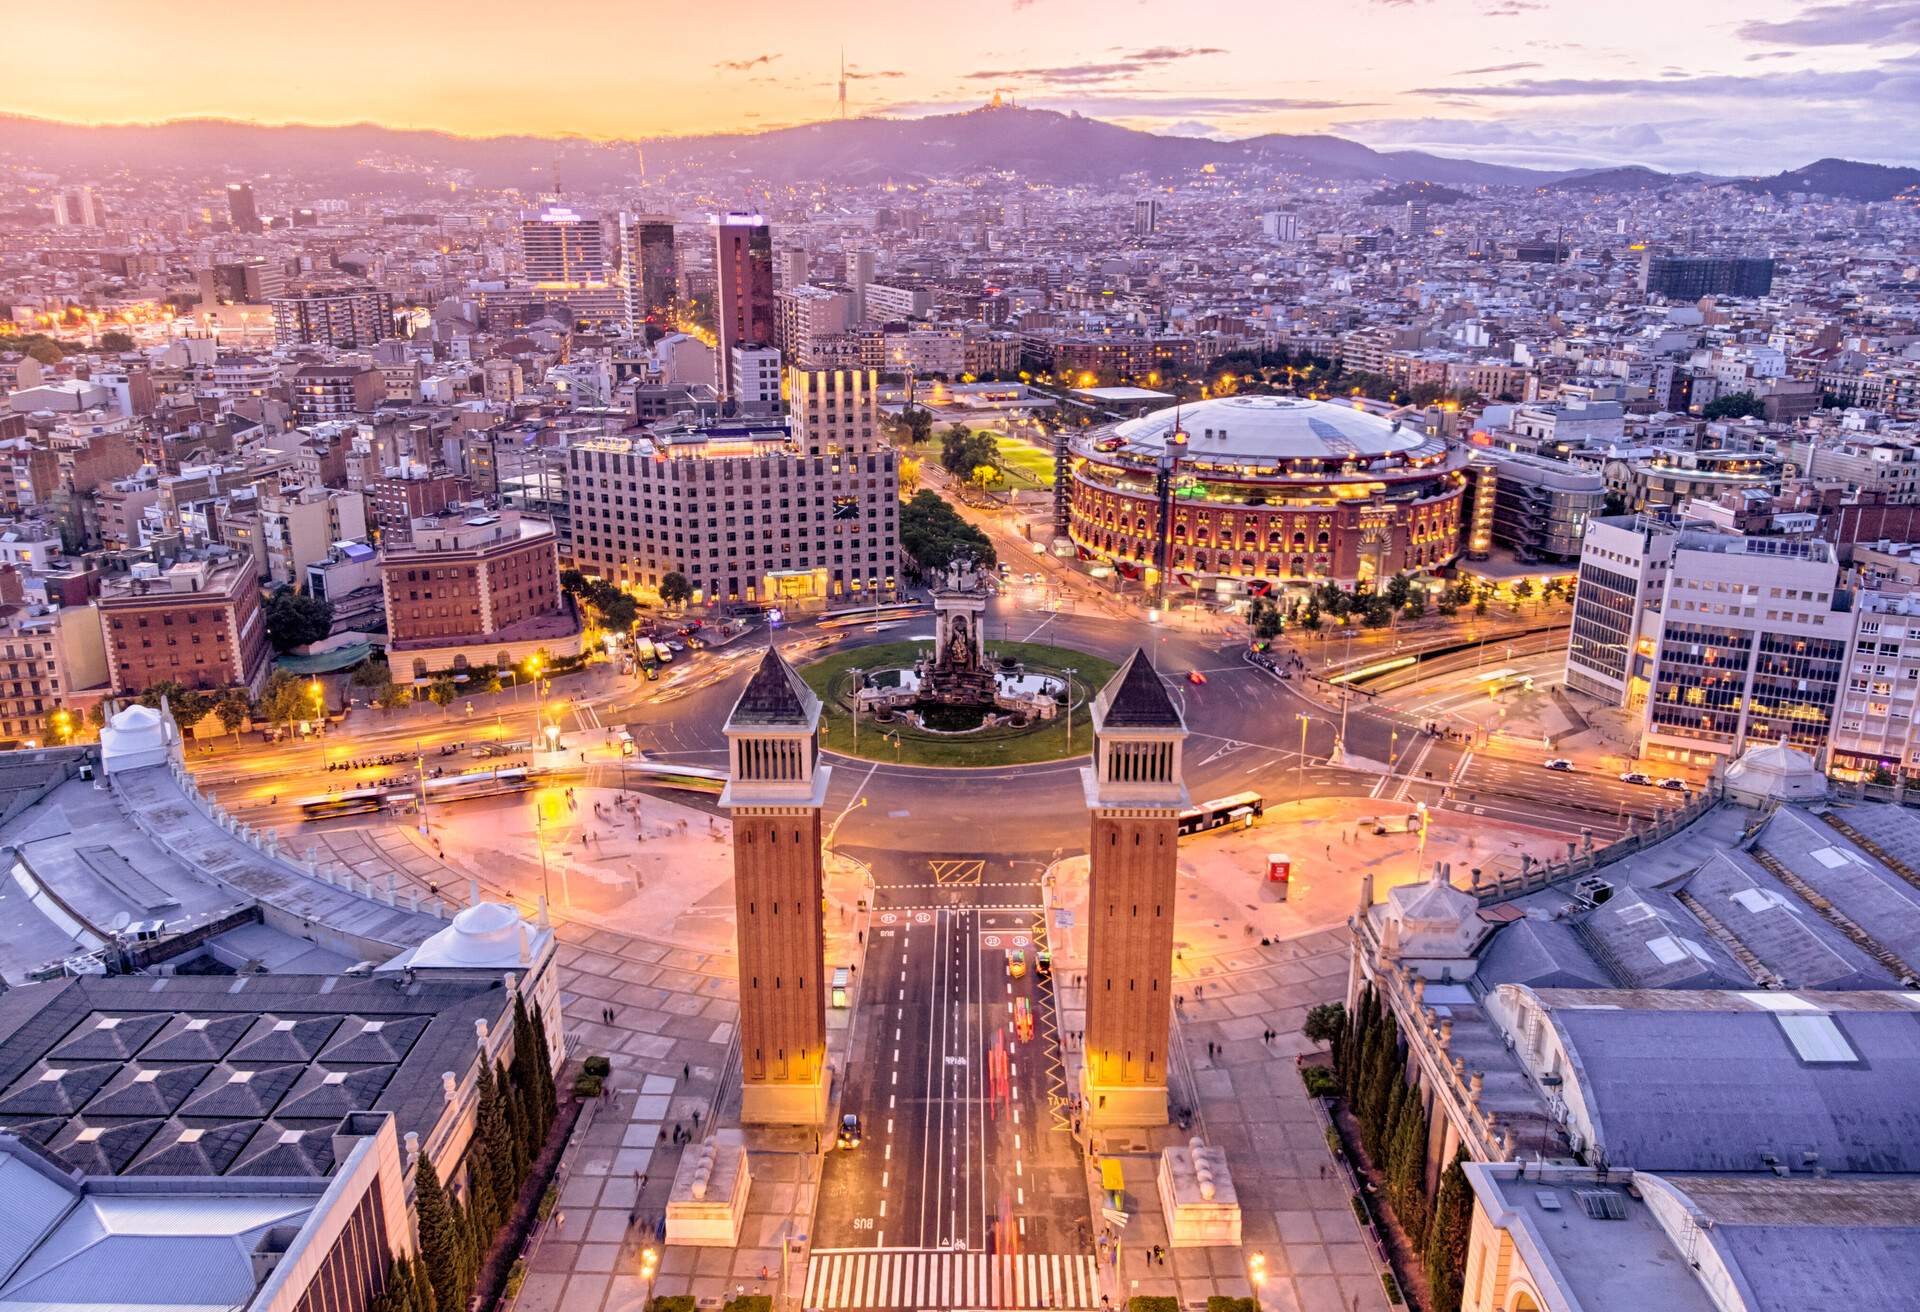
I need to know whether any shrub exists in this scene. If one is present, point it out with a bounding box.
[722,1297,774,1312]
[537,1184,558,1222]
[1301,1065,1339,1097]
[1208,1298,1258,1312]
[649,1298,697,1312]
[583,1055,612,1078]
[1128,1299,1180,1312]
[572,1072,604,1098]
[1382,1271,1405,1305]
[505,1258,528,1300]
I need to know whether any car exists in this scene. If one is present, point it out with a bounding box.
[1036,948,1053,978]
[1014,998,1034,1042]
[1619,771,1654,786]
[1657,777,1689,792]
[1187,670,1208,685]
[1007,948,1026,979]
[1543,758,1574,772]
[643,665,658,681]
[837,1113,861,1149]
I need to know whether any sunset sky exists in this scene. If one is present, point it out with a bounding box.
[6,0,1914,171]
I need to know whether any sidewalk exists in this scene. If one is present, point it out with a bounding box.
[1038,798,1574,1312]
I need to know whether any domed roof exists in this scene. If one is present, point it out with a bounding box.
[1725,737,1826,804]
[1380,867,1483,960]
[406,900,543,969]
[1097,395,1437,467]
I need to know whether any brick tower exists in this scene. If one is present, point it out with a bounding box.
[1080,648,1189,1127]
[722,645,832,1125]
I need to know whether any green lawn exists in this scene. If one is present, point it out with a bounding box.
[799,640,1117,767]
[994,435,1058,490]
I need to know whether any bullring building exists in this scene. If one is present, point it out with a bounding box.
[566,367,898,609]
[1067,395,1470,591]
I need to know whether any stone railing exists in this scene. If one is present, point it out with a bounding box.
[1467,777,1724,905]
[126,758,456,922]
[1372,955,1520,1165]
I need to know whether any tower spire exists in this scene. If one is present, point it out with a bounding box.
[838,47,848,119]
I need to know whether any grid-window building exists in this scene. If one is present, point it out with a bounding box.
[272,290,395,349]
[1642,533,1846,765]
[519,207,606,286]
[568,367,895,609]
[1565,516,1677,706]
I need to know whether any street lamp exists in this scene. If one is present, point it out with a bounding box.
[849,668,862,752]
[1063,667,1077,752]
[1296,713,1311,787]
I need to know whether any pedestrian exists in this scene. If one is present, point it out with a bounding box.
[683,1062,691,1081]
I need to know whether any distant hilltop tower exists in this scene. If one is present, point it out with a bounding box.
[839,48,848,119]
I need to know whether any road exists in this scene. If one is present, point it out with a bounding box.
[808,852,1099,1311]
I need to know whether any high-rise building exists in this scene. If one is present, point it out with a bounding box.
[225,182,259,232]
[1639,252,1775,299]
[778,247,810,289]
[1565,515,1678,707]
[380,507,565,672]
[776,285,852,365]
[1260,211,1298,243]
[730,345,783,415]
[619,214,678,334]
[713,213,775,400]
[849,249,876,323]
[271,288,396,349]
[1133,197,1159,236]
[1643,533,1845,765]
[520,206,607,286]
[565,370,898,608]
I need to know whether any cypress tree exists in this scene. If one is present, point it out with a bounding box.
[500,1058,530,1188]
[467,1128,499,1242]
[529,1001,558,1130]
[1424,1149,1473,1312]
[1389,1097,1431,1247]
[411,1250,436,1312]
[414,1155,466,1312]
[480,1057,518,1209]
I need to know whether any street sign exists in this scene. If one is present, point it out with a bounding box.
[1054,910,1075,927]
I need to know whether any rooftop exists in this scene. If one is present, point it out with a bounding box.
[1088,395,1444,467]
[0,973,504,1180]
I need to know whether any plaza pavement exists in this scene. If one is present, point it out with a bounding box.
[269,777,1563,1312]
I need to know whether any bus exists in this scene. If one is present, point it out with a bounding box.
[297,789,389,821]
[1178,791,1265,836]
[818,603,928,630]
[623,761,728,794]
[419,766,539,805]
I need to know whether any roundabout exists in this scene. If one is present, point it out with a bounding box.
[800,637,1116,767]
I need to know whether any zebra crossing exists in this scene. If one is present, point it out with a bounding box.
[803,1250,1101,1310]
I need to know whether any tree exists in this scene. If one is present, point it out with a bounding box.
[1541,577,1565,607]
[1301,599,1323,633]
[1303,1002,1345,1049]
[969,463,1001,491]
[1702,391,1764,421]
[1511,578,1535,611]
[1403,593,1427,622]
[901,407,934,446]
[658,572,693,608]
[264,589,333,652]
[98,330,134,353]
[1387,1094,1431,1246]
[427,679,456,710]
[413,1155,467,1312]
[1385,573,1412,611]
[215,689,250,740]
[1249,597,1285,644]
[1424,1150,1473,1312]
[559,569,588,596]
[479,1059,519,1217]
[1472,584,1491,617]
[353,659,400,715]
[899,455,922,496]
[899,490,996,577]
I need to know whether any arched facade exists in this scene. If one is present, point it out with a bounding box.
[1068,395,1469,589]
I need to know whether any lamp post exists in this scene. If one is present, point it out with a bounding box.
[850,668,862,752]
[533,792,552,908]
[1063,667,1077,752]
[1296,713,1311,787]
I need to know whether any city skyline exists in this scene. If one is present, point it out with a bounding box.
[4,0,1915,173]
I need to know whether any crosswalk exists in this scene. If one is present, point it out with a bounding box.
[804,1250,1102,1310]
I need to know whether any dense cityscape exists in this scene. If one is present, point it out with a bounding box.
[1,10,1919,1312]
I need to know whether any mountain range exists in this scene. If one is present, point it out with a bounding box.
[2,106,1917,201]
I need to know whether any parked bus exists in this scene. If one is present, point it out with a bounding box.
[818,604,928,630]
[1178,791,1265,836]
